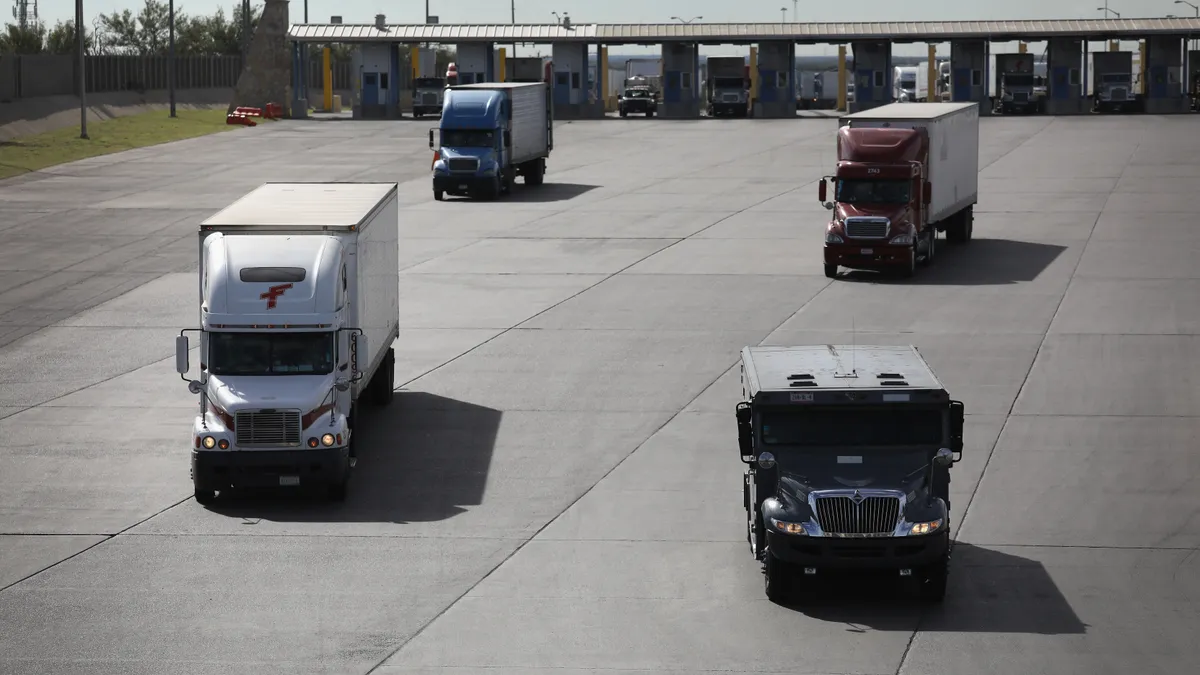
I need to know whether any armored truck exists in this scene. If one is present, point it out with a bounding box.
[736,344,964,604]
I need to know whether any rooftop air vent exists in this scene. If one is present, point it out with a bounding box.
[375,14,386,30]
[877,372,904,379]
[787,374,814,381]
[880,380,909,386]
[789,381,816,387]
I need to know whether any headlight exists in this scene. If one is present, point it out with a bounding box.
[910,519,943,535]
[202,436,216,449]
[825,232,844,244]
[891,234,915,245]
[321,433,336,447]
[771,518,807,535]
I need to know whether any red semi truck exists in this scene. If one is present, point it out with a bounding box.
[818,102,980,279]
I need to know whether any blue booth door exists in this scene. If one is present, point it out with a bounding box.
[362,73,379,106]
[1149,65,1168,98]
[952,67,972,101]
[856,70,874,103]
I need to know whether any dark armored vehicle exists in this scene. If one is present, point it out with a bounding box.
[618,86,657,117]
[736,344,964,604]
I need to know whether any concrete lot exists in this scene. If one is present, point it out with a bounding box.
[1,112,1198,675]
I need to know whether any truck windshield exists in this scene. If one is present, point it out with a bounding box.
[760,407,944,447]
[899,77,916,89]
[836,179,911,204]
[441,129,495,148]
[713,77,744,89]
[415,78,444,89]
[624,89,650,98]
[1103,74,1131,84]
[1003,74,1034,87]
[208,331,336,376]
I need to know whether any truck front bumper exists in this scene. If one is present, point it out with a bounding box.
[711,102,746,116]
[825,242,912,271]
[621,102,656,114]
[768,530,949,570]
[192,447,349,490]
[434,174,495,195]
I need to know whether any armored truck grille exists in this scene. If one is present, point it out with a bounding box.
[845,221,888,239]
[721,93,740,103]
[420,92,439,105]
[447,158,479,172]
[235,411,301,446]
[814,495,902,535]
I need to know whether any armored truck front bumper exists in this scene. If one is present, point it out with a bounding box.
[825,242,912,271]
[192,447,349,490]
[620,100,656,114]
[768,530,949,569]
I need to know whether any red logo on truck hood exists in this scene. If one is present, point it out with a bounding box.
[260,283,293,309]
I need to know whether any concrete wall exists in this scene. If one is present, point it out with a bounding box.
[1,54,251,103]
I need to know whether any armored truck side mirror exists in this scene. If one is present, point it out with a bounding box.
[949,400,965,459]
[735,402,754,461]
[175,336,189,375]
[934,447,954,467]
[818,179,827,203]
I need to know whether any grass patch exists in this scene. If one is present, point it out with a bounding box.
[0,108,242,180]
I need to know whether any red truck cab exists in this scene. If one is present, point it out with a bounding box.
[818,126,933,279]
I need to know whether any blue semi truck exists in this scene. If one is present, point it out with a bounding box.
[429,82,554,201]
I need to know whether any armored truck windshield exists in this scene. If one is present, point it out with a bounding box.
[759,407,943,446]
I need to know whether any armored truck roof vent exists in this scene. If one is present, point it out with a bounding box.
[877,372,904,379]
[787,373,814,380]
[789,380,817,387]
[880,380,909,386]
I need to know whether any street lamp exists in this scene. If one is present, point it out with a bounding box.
[1097,3,1119,18]
[1176,0,1199,15]
[781,7,787,23]
[670,16,702,24]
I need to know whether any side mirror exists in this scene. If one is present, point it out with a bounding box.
[923,181,932,205]
[735,402,754,460]
[352,334,368,379]
[818,178,827,202]
[428,128,434,149]
[175,335,189,375]
[934,447,954,467]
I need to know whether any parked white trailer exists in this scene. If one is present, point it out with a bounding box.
[177,182,401,504]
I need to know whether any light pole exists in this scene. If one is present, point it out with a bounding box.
[1097,2,1119,18]
[75,0,87,138]
[169,0,176,117]
[781,7,787,23]
[670,16,702,24]
[1177,2,1199,51]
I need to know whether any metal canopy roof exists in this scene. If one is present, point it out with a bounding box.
[289,18,1200,44]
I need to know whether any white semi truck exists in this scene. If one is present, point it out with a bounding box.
[175,182,401,504]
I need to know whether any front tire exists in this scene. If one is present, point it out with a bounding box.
[194,484,217,505]
[370,347,395,406]
[823,263,838,279]
[433,188,444,201]
[920,230,936,267]
[764,551,796,604]
[920,554,949,603]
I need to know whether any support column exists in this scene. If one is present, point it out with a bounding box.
[1046,38,1084,115]
[387,43,402,118]
[455,43,491,84]
[660,42,700,119]
[848,40,892,112]
[755,40,796,118]
[1145,36,1187,114]
[1189,49,1200,103]
[599,45,611,112]
[949,40,988,111]
[837,45,847,111]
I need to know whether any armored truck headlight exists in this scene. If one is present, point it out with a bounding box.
[321,433,336,447]
[909,519,943,535]
[202,436,216,449]
[770,518,807,535]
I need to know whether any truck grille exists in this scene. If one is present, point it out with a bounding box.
[721,93,740,103]
[420,92,439,105]
[814,495,902,535]
[235,410,301,447]
[447,158,479,172]
[1111,88,1128,101]
[845,220,889,239]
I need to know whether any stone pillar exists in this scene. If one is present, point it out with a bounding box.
[1189,49,1200,99]
[1145,36,1187,114]
[1046,38,1084,115]
[949,40,988,112]
[848,40,892,112]
[755,40,796,118]
[230,0,292,115]
[660,42,700,119]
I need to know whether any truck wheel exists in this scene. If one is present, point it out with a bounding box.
[525,159,545,186]
[620,109,628,117]
[898,246,916,278]
[920,231,936,267]
[194,483,217,505]
[433,189,444,201]
[920,554,949,603]
[961,208,974,243]
[823,263,838,279]
[370,348,395,406]
[646,110,654,117]
[764,552,796,604]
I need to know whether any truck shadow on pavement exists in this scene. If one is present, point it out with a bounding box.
[779,542,1088,635]
[840,238,1068,286]
[442,183,597,203]
[204,392,501,523]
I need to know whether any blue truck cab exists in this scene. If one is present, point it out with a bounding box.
[429,82,553,201]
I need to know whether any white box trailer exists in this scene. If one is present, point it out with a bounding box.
[179,182,401,503]
[839,102,979,228]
